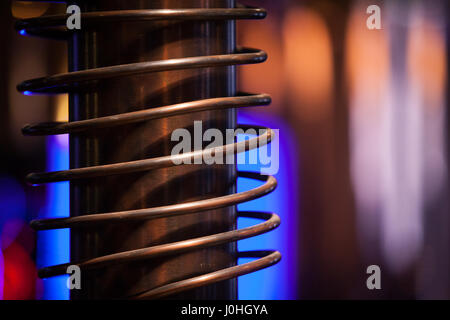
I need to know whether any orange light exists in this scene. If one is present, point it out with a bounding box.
[282,7,334,123]
[11,1,50,19]
[345,4,390,105]
[407,18,447,107]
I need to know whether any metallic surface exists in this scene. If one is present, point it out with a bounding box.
[35,207,280,279]
[23,94,271,135]
[16,7,267,32]
[30,172,277,232]
[25,127,274,184]
[18,0,280,299]
[18,48,267,94]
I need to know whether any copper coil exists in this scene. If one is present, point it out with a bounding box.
[18,1,281,299]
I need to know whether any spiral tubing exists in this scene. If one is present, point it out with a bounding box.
[18,2,281,299]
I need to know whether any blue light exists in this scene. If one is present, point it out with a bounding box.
[19,29,26,36]
[34,111,298,300]
[23,91,32,96]
[37,135,70,300]
[237,111,299,300]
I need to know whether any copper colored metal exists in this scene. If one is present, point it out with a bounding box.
[18,0,281,300]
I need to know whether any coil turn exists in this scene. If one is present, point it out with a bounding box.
[17,2,281,299]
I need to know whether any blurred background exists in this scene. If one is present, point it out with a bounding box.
[0,0,449,299]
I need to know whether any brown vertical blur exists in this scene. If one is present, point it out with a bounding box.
[0,0,12,163]
[239,0,362,298]
[284,1,363,298]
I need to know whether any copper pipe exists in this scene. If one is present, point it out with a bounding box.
[17,0,280,300]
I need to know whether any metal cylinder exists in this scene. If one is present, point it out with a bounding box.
[68,0,237,299]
